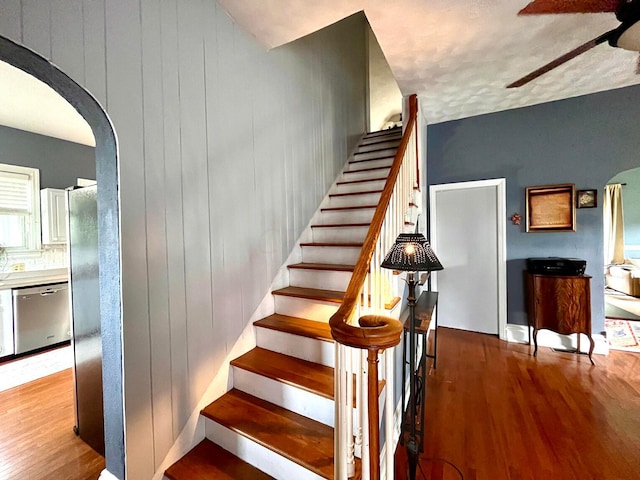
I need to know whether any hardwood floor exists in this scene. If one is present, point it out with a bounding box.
[395,327,640,480]
[0,368,105,480]
[3,329,637,480]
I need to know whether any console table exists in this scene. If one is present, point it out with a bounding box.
[401,290,438,453]
[525,273,594,364]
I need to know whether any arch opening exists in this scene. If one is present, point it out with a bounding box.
[0,35,125,479]
[603,166,640,352]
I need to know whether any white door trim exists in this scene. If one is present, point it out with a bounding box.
[429,179,507,340]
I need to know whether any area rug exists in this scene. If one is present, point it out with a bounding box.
[604,319,640,353]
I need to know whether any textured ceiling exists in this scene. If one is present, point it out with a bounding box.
[218,0,640,124]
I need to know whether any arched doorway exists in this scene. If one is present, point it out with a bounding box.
[0,36,125,478]
[603,167,640,354]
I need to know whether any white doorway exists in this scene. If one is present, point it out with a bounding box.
[429,179,507,338]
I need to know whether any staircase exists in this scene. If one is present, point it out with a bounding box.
[165,127,403,480]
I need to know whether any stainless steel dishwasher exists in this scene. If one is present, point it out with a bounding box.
[12,282,70,354]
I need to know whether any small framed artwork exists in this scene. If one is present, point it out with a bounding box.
[577,189,597,208]
[526,183,576,232]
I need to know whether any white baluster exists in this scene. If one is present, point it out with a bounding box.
[360,348,370,480]
[355,343,363,458]
[346,345,355,478]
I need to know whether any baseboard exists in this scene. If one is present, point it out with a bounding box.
[99,470,120,480]
[506,324,609,355]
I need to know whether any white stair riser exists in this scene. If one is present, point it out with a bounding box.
[301,245,361,265]
[360,133,401,146]
[347,158,394,171]
[205,421,324,480]
[256,327,335,367]
[352,149,397,161]
[312,225,369,243]
[334,179,387,195]
[289,268,352,291]
[274,295,339,322]
[232,368,335,427]
[341,168,390,183]
[317,209,374,224]
[328,191,381,208]
[356,140,401,153]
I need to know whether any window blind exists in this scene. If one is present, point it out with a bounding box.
[0,170,32,214]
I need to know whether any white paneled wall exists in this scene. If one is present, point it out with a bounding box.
[0,2,366,478]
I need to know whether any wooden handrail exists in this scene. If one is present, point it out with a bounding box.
[329,94,418,348]
[330,94,418,480]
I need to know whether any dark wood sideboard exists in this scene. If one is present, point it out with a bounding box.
[525,273,594,364]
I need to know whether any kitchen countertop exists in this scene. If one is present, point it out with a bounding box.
[0,268,69,289]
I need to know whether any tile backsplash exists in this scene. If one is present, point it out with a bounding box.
[0,246,68,274]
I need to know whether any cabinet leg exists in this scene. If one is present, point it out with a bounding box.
[532,329,538,357]
[588,335,595,365]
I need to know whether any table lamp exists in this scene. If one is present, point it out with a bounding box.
[381,233,442,480]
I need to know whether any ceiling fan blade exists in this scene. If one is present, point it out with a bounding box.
[518,0,619,15]
[507,31,614,88]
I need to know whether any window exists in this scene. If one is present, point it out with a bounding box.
[0,163,41,251]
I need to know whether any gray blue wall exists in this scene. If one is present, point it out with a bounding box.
[0,125,95,188]
[427,84,640,334]
[609,168,640,259]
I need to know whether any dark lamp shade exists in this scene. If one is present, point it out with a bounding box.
[381,233,443,272]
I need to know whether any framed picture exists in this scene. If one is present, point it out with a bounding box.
[577,189,597,208]
[526,183,576,232]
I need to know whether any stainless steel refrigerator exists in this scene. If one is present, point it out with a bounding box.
[68,185,104,455]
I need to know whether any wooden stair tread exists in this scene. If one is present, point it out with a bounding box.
[351,154,395,162]
[254,313,333,342]
[343,165,391,174]
[321,205,376,212]
[300,242,363,248]
[288,262,355,272]
[164,439,274,480]
[272,286,397,310]
[202,389,335,479]
[272,286,344,303]
[329,189,383,198]
[358,137,401,147]
[364,127,401,138]
[231,347,334,400]
[311,222,370,228]
[336,177,387,185]
[357,139,399,146]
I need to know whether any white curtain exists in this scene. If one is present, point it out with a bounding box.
[603,184,625,265]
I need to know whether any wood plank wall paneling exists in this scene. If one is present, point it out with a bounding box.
[51,0,85,85]
[83,0,107,108]
[0,0,21,42]
[0,3,367,478]
[141,0,174,466]
[104,1,154,478]
[177,0,216,413]
[22,0,51,59]
[156,0,190,443]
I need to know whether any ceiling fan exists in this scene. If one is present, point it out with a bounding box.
[507,0,640,88]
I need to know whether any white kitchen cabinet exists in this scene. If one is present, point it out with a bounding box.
[41,188,68,244]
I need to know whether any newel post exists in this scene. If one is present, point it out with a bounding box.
[366,348,381,480]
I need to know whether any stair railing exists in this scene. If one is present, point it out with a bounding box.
[330,94,419,480]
